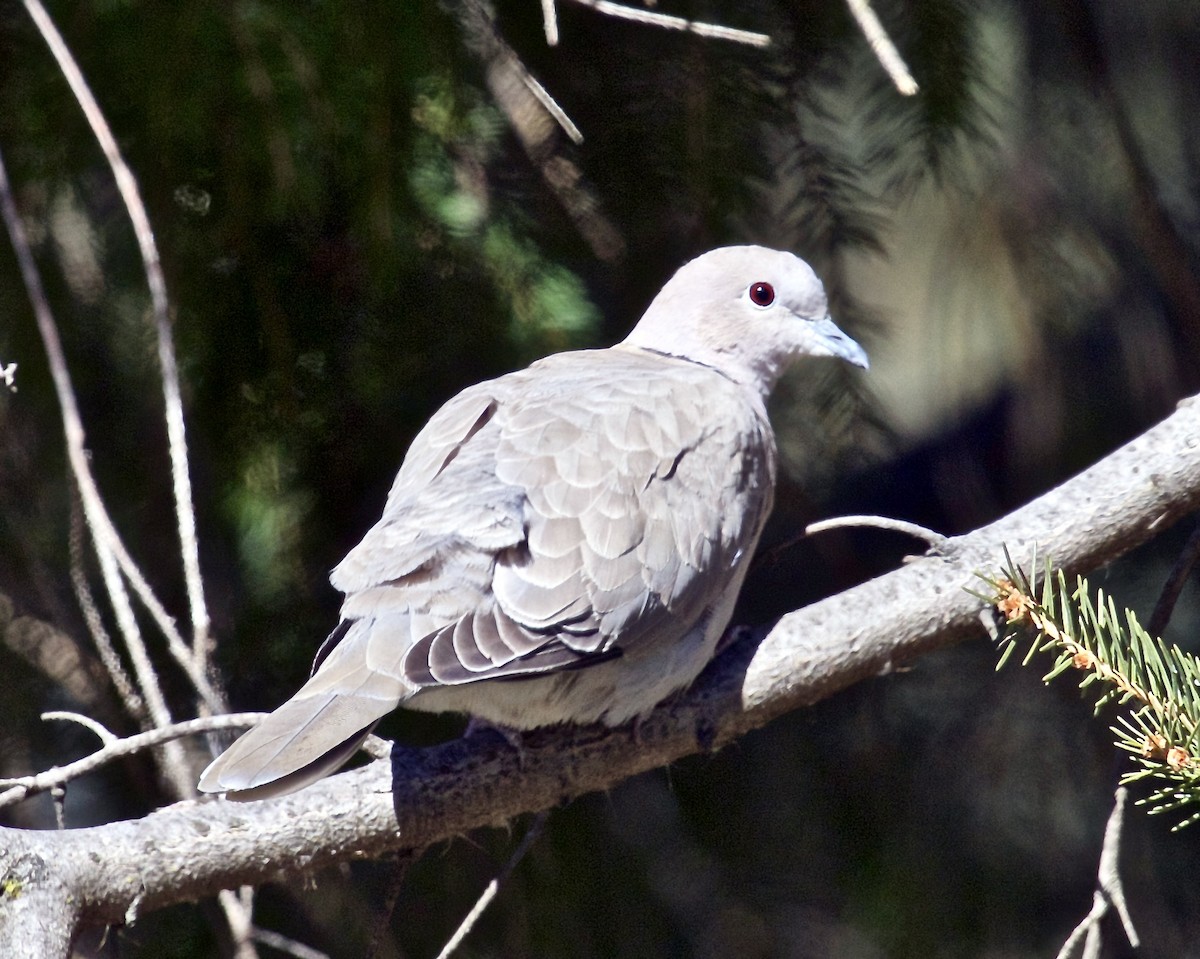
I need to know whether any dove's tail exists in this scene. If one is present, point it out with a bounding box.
[198,663,404,801]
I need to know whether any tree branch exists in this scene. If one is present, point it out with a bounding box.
[0,714,264,810]
[2,394,1199,954]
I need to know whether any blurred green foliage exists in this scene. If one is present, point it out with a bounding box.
[1,0,1199,955]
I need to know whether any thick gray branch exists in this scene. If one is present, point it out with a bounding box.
[2,395,1199,954]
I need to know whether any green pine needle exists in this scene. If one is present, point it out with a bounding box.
[980,553,1200,831]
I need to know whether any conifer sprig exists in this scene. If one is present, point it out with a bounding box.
[981,551,1200,830]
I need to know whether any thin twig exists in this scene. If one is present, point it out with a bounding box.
[436,812,549,959]
[88,508,195,796]
[462,0,583,145]
[219,886,261,959]
[451,0,623,259]
[521,72,583,145]
[0,713,264,809]
[21,0,215,679]
[69,492,147,722]
[365,851,417,959]
[1054,788,1140,959]
[565,0,771,47]
[51,786,66,830]
[1148,521,1200,637]
[0,141,193,798]
[756,514,948,571]
[41,710,119,746]
[1098,790,1139,949]
[0,34,222,714]
[251,926,329,959]
[540,0,559,46]
[843,0,919,95]
[806,515,950,551]
[0,125,217,708]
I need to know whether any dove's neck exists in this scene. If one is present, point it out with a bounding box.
[622,314,783,399]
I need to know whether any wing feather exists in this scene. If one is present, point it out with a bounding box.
[324,350,773,695]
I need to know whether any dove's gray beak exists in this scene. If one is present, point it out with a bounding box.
[811,316,869,369]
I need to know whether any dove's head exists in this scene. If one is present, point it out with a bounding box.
[624,245,868,393]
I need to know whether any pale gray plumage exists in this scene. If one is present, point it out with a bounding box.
[198,245,868,800]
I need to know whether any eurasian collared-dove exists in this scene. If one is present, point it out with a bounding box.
[199,245,868,800]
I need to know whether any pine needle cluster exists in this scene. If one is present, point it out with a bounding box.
[982,551,1200,830]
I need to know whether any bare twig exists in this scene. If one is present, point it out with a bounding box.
[565,0,771,47]
[10,54,254,959]
[51,787,66,830]
[21,0,215,678]
[69,493,147,722]
[0,713,264,809]
[805,514,950,551]
[251,926,329,959]
[1054,788,1140,959]
[218,886,261,959]
[41,711,119,746]
[1100,798,1139,950]
[521,72,583,145]
[1148,521,1200,637]
[758,513,947,571]
[436,812,548,959]
[364,851,417,959]
[540,0,559,46]
[843,0,918,95]
[0,142,193,798]
[94,532,195,796]
[460,0,582,145]
[450,0,624,259]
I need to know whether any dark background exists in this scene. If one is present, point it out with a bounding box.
[2,0,1199,955]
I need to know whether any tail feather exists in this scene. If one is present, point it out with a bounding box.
[199,686,400,800]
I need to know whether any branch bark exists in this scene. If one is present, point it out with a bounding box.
[3,394,1199,954]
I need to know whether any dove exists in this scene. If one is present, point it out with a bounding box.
[199,245,868,800]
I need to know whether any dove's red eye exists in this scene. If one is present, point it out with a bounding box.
[749,282,775,307]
